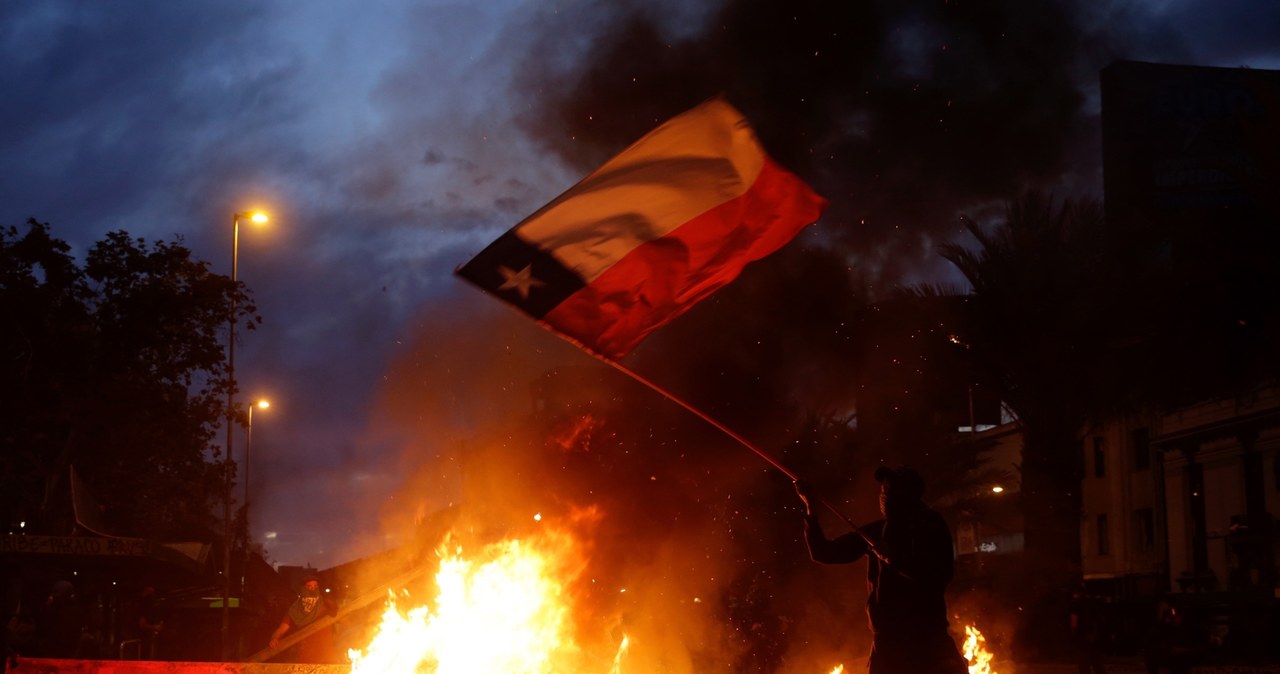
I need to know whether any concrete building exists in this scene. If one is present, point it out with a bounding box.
[1079,387,1280,598]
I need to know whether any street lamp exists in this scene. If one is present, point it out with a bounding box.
[223,210,267,659]
[241,399,270,594]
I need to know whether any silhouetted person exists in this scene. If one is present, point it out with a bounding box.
[795,466,969,674]
[34,580,88,658]
[268,575,338,663]
[4,597,37,658]
[1069,584,1107,674]
[1143,600,1197,674]
[135,586,165,660]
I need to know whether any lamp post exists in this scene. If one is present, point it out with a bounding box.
[241,399,270,595]
[222,210,267,659]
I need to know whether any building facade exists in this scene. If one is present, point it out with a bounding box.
[1080,387,1280,598]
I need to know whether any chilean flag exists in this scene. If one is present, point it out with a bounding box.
[457,98,828,361]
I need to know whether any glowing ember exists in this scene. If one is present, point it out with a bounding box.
[349,527,625,674]
[963,624,996,674]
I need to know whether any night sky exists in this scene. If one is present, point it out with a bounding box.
[3,1,1279,571]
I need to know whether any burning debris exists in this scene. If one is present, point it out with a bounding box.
[963,624,997,674]
[348,524,619,674]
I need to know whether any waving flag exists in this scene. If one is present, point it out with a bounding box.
[457,99,827,360]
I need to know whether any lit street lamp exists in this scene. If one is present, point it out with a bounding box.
[241,399,270,594]
[223,210,267,659]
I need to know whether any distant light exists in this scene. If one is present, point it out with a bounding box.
[992,486,1005,494]
[249,212,269,223]
[265,531,278,540]
[533,513,542,521]
[256,399,270,409]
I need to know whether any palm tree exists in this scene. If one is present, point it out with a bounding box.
[936,192,1127,656]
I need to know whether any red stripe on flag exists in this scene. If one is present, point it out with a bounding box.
[543,158,826,359]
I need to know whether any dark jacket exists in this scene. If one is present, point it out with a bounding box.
[803,503,956,639]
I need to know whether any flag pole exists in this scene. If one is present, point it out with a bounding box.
[451,283,880,552]
[595,353,798,480]
[587,349,877,548]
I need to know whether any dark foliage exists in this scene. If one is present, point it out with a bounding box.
[1,218,259,541]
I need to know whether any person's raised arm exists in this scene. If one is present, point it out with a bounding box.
[795,481,870,564]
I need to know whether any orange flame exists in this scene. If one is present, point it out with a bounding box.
[609,635,630,674]
[348,526,626,673]
[963,624,996,674]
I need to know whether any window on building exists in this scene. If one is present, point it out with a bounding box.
[1134,508,1154,552]
[1093,437,1106,477]
[1096,513,1110,555]
[1132,427,1151,470]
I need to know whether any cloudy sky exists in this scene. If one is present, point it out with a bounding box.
[4,0,1279,570]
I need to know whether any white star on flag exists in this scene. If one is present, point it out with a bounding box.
[497,264,546,299]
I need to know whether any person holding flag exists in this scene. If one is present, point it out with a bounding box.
[795,467,969,674]
[459,85,961,674]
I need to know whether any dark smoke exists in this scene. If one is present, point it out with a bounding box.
[514,0,1147,289]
